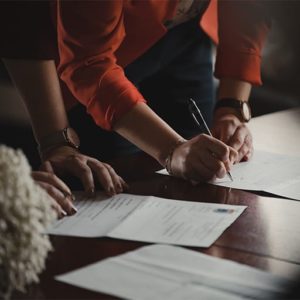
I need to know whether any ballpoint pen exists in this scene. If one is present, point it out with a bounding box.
[187,98,233,181]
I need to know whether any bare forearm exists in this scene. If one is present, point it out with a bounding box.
[218,78,251,102]
[3,59,68,141]
[113,102,183,165]
[3,59,128,196]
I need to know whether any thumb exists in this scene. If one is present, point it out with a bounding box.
[228,146,238,163]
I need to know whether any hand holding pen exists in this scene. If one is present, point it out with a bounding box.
[166,103,238,182]
[187,98,236,181]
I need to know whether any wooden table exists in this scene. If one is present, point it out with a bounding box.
[16,109,300,299]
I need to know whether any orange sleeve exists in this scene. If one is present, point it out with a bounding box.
[214,1,270,85]
[56,0,145,130]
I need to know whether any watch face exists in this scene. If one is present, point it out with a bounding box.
[241,102,251,122]
[66,127,80,148]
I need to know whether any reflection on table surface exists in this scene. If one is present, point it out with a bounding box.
[15,108,300,299]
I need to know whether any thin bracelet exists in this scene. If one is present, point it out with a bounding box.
[38,144,79,162]
[165,139,186,175]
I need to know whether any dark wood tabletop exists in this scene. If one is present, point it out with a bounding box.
[15,151,300,299]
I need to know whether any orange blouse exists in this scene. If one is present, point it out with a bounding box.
[56,0,269,130]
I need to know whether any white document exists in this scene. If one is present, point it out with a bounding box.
[108,197,246,247]
[157,150,300,201]
[249,108,300,157]
[48,192,246,247]
[48,192,144,237]
[56,244,293,300]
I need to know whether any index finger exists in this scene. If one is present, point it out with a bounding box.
[202,135,231,162]
[40,160,55,173]
[66,158,95,197]
[32,171,72,197]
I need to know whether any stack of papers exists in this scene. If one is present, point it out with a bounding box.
[56,244,293,299]
[157,150,300,201]
[48,193,246,247]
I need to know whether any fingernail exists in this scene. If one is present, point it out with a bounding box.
[224,161,231,171]
[217,167,226,178]
[70,204,78,215]
[117,184,123,193]
[71,193,76,201]
[88,188,95,198]
[61,209,67,217]
[62,191,71,198]
[109,186,116,196]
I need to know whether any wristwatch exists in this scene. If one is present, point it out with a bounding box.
[38,127,80,154]
[214,98,252,122]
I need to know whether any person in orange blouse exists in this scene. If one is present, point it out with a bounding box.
[0,1,128,207]
[55,0,270,183]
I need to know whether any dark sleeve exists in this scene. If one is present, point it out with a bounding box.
[0,1,57,59]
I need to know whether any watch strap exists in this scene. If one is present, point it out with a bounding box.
[38,127,79,155]
[215,98,243,111]
[214,98,251,122]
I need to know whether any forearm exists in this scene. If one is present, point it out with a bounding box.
[113,102,184,166]
[218,78,251,102]
[3,59,68,141]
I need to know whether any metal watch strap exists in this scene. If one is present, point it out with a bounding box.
[38,127,79,155]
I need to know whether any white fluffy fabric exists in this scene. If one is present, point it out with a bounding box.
[0,145,55,299]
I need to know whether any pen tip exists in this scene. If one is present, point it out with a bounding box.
[228,172,233,182]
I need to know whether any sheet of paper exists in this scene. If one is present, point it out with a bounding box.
[248,108,300,157]
[265,175,300,200]
[108,196,246,247]
[47,192,145,237]
[56,244,293,300]
[157,150,300,201]
[212,151,300,200]
[48,193,246,247]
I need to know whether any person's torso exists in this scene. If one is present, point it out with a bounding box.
[116,0,216,67]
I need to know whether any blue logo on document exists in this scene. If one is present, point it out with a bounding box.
[214,208,235,213]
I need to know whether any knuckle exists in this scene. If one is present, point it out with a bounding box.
[224,135,231,142]
[47,185,57,196]
[96,164,106,172]
[81,168,91,175]
[220,146,229,158]
[104,163,113,171]
[215,161,224,172]
[48,172,57,180]
[74,161,87,170]
[226,122,235,131]
[226,119,238,128]
[233,136,243,146]
[71,155,83,163]
[196,133,207,143]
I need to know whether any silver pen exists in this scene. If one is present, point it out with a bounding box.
[187,98,233,181]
